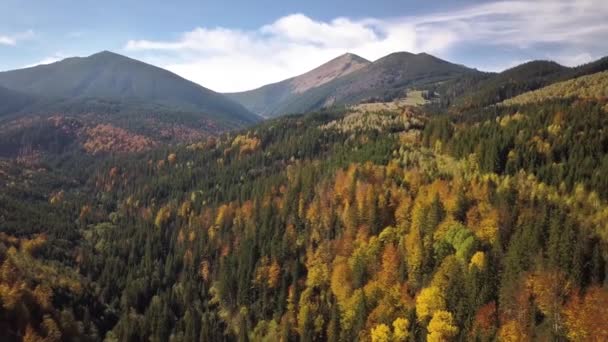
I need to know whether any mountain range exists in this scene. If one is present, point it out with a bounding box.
[1,49,607,153]
[226,51,482,117]
[227,52,608,118]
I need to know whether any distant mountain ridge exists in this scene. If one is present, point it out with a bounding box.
[227,51,482,117]
[225,53,370,117]
[228,51,608,118]
[433,56,608,112]
[0,51,259,126]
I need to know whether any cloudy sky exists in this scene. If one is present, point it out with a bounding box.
[1,0,607,92]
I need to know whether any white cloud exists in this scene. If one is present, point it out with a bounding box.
[555,52,595,67]
[124,0,608,92]
[23,52,67,68]
[0,36,15,45]
[0,30,34,46]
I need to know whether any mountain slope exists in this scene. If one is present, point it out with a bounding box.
[225,53,370,117]
[443,57,608,112]
[0,51,259,125]
[229,52,482,117]
[0,85,36,117]
[502,70,608,106]
[274,52,482,116]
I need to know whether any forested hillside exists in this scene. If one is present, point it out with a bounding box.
[1,66,607,341]
[0,51,260,154]
[502,71,608,106]
[428,56,608,113]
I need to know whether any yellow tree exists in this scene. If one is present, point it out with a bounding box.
[427,310,458,342]
[370,324,391,342]
[416,286,446,321]
[392,317,410,341]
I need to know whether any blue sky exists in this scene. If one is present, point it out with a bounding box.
[1,0,607,92]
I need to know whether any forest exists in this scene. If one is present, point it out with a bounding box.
[1,69,608,342]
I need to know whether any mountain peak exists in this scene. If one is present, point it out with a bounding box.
[94,50,116,55]
[289,52,371,94]
[0,51,260,125]
[87,50,138,63]
[335,52,368,61]
[91,50,125,57]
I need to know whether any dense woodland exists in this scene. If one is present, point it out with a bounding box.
[1,67,608,342]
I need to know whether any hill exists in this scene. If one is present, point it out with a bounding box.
[0,51,260,126]
[502,70,608,106]
[439,56,608,112]
[225,53,370,117]
[229,52,481,117]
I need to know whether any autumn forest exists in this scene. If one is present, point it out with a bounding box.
[1,43,608,342]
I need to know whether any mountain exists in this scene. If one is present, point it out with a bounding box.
[225,53,370,117]
[441,57,608,112]
[228,52,482,117]
[0,51,260,126]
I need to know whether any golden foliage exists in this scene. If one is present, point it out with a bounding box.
[232,134,261,157]
[378,244,400,287]
[370,323,391,342]
[83,124,156,154]
[497,319,530,342]
[21,234,47,256]
[330,257,352,304]
[503,71,608,106]
[392,317,410,341]
[415,286,446,321]
[154,205,172,228]
[404,227,423,286]
[427,310,458,342]
[23,324,43,342]
[563,286,608,341]
[33,284,53,310]
[469,251,486,271]
[526,270,570,320]
[267,260,281,289]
